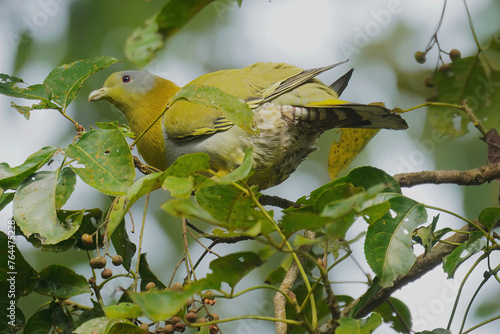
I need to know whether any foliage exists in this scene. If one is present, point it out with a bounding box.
[1,1,500,334]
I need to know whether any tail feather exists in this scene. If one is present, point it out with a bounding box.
[279,103,408,130]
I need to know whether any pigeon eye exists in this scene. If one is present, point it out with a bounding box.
[122,75,131,83]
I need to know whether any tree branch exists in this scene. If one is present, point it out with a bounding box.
[274,230,316,334]
[393,162,500,187]
[341,224,473,320]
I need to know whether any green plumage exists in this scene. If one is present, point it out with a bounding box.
[90,62,407,188]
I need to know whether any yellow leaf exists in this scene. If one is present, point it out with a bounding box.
[328,128,380,179]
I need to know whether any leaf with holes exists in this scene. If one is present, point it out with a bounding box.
[364,195,427,287]
[0,146,57,189]
[44,57,120,109]
[13,171,82,245]
[65,129,135,195]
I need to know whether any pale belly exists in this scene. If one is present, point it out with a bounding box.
[163,103,323,189]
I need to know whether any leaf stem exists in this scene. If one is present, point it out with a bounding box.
[244,183,318,330]
[133,192,150,292]
[188,315,303,328]
[424,204,488,237]
[447,252,488,330]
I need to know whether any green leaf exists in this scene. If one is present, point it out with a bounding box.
[375,297,412,333]
[130,279,217,321]
[106,321,147,334]
[106,154,210,238]
[43,57,120,109]
[427,37,500,137]
[0,74,60,118]
[413,214,439,254]
[365,196,428,287]
[299,166,400,205]
[0,191,15,211]
[0,146,57,189]
[171,85,256,133]
[76,300,105,328]
[74,317,109,334]
[281,212,332,234]
[65,129,135,196]
[23,309,53,334]
[415,329,452,334]
[208,252,263,288]
[55,167,76,209]
[24,210,88,252]
[162,198,219,225]
[139,253,166,290]
[215,147,254,184]
[442,231,486,278]
[195,184,275,234]
[125,0,218,67]
[478,207,500,230]
[111,220,136,271]
[13,171,83,245]
[104,303,142,320]
[336,313,382,334]
[163,176,195,198]
[0,231,38,301]
[360,202,391,225]
[34,264,90,298]
[350,276,382,317]
[95,121,135,138]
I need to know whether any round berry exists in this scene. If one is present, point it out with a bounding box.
[210,313,220,321]
[163,324,174,334]
[89,256,106,269]
[185,311,197,323]
[414,51,427,64]
[111,255,123,266]
[101,268,113,279]
[209,324,219,334]
[424,76,434,88]
[170,316,181,325]
[171,282,182,291]
[201,290,215,300]
[174,322,185,333]
[81,233,93,247]
[139,323,149,331]
[449,49,461,60]
[145,282,156,291]
[439,63,451,73]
